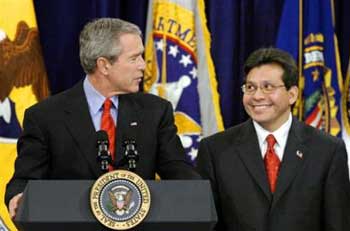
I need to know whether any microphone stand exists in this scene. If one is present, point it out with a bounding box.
[123,140,139,172]
[97,139,112,172]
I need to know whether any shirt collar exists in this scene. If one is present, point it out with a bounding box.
[253,113,293,149]
[83,77,119,115]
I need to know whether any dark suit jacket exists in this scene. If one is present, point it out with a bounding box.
[196,118,350,231]
[6,81,199,205]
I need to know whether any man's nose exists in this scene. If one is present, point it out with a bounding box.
[252,86,266,98]
[139,57,146,70]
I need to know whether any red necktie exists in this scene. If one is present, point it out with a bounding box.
[101,98,116,171]
[264,134,280,193]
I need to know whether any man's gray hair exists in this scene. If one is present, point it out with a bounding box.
[79,18,142,74]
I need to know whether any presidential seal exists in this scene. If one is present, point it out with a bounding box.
[90,170,151,230]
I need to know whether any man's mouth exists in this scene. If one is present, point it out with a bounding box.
[251,104,272,110]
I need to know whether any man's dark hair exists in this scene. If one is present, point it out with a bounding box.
[243,47,298,89]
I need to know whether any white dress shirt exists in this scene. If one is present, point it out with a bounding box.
[253,113,293,161]
[83,77,119,131]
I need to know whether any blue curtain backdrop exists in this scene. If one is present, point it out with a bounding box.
[33,0,350,129]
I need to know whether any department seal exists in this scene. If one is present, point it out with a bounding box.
[90,170,151,230]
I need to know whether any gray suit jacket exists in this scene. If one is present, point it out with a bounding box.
[6,81,199,205]
[197,118,350,231]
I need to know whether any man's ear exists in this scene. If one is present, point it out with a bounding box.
[288,85,299,105]
[96,57,111,75]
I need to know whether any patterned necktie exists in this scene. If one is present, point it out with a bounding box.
[101,98,116,171]
[264,134,280,193]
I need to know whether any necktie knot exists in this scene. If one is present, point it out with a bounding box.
[103,98,112,112]
[266,134,276,149]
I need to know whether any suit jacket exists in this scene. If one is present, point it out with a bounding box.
[6,81,199,205]
[196,118,350,231]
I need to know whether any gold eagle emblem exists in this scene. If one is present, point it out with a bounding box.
[0,20,49,102]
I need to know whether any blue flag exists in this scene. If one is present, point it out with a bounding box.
[144,0,224,163]
[276,0,343,137]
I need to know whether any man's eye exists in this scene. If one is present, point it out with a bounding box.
[263,84,274,90]
[246,84,255,90]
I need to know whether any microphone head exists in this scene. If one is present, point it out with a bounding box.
[96,130,109,145]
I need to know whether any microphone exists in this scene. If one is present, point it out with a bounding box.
[96,130,112,172]
[123,139,139,172]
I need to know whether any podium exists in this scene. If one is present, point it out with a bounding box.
[14,180,217,231]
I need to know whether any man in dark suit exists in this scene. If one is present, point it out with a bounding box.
[196,47,350,231]
[6,18,199,218]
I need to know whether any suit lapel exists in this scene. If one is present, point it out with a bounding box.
[115,94,143,166]
[237,120,272,201]
[271,118,307,209]
[63,82,102,177]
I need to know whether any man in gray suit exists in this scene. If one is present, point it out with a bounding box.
[6,18,199,219]
[197,47,350,231]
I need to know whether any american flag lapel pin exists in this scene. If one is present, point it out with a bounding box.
[296,150,303,159]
